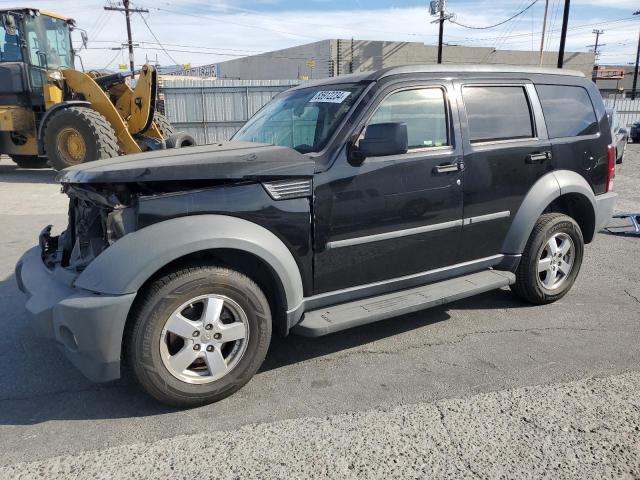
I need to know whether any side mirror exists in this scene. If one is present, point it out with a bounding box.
[81,31,88,49]
[359,122,408,158]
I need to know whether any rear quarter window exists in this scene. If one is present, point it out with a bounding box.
[535,85,599,138]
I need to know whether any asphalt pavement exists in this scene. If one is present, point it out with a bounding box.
[0,149,639,478]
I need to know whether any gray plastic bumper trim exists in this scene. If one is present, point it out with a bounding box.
[16,247,136,383]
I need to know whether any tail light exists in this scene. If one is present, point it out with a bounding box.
[606,144,616,192]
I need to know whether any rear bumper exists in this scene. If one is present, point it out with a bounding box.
[15,247,136,382]
[594,192,618,233]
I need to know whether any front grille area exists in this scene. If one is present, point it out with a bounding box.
[262,179,312,200]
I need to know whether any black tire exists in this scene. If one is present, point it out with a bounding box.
[165,132,196,149]
[126,265,272,408]
[150,112,175,138]
[511,213,584,305]
[43,106,119,170]
[10,155,48,169]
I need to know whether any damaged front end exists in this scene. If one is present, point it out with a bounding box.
[41,184,138,272]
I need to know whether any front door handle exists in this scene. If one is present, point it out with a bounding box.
[434,162,464,174]
[526,151,552,164]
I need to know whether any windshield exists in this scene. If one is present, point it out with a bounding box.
[23,14,73,69]
[0,14,22,62]
[233,84,365,153]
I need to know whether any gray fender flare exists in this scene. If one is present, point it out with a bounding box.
[74,215,304,313]
[501,170,596,255]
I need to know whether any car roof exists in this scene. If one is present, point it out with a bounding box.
[291,64,585,90]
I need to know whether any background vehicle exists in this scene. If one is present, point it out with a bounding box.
[16,65,617,407]
[630,122,640,143]
[0,8,193,170]
[606,108,628,164]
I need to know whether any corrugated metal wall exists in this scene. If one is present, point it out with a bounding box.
[604,97,640,128]
[160,78,300,144]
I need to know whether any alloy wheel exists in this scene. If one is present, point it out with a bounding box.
[536,232,575,291]
[159,294,249,384]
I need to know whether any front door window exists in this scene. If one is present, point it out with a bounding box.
[367,88,449,149]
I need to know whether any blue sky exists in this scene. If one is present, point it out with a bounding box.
[7,0,640,69]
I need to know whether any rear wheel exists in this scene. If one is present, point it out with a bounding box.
[511,213,584,305]
[150,112,175,138]
[43,107,119,170]
[126,265,272,407]
[10,155,48,169]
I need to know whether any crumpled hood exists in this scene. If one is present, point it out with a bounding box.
[56,142,315,184]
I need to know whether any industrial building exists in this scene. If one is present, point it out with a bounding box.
[184,39,596,81]
[594,65,639,99]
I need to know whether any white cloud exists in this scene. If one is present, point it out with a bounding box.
[10,1,639,69]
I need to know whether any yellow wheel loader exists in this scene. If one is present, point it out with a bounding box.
[0,8,194,170]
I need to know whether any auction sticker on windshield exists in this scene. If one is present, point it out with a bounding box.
[309,91,351,103]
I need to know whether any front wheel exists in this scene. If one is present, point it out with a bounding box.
[126,265,272,407]
[511,213,584,305]
[43,107,119,170]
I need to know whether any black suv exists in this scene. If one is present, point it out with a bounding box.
[17,65,617,407]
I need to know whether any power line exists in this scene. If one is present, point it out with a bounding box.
[490,0,530,57]
[134,2,321,40]
[102,47,123,70]
[104,0,149,75]
[137,12,179,65]
[545,0,561,52]
[455,16,638,43]
[539,0,549,65]
[88,40,265,54]
[450,0,539,30]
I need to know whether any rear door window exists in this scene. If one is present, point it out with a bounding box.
[462,86,534,143]
[536,85,598,138]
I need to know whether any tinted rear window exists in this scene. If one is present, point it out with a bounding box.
[536,85,598,138]
[463,86,534,143]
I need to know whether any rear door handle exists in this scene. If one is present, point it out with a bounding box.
[434,162,464,174]
[526,151,552,164]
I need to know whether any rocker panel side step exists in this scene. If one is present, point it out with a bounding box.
[293,270,515,337]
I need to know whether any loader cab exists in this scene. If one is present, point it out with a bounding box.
[1,9,74,107]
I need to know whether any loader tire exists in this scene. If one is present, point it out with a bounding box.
[151,112,175,138]
[44,107,119,170]
[165,132,196,149]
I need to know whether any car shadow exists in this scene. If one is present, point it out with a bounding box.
[260,307,452,373]
[0,274,528,425]
[0,163,57,184]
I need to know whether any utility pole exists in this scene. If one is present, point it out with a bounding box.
[632,11,640,100]
[557,0,570,68]
[588,29,604,83]
[429,1,454,64]
[437,8,444,64]
[104,0,148,77]
[539,0,549,66]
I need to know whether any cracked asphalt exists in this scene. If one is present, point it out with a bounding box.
[0,147,639,478]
